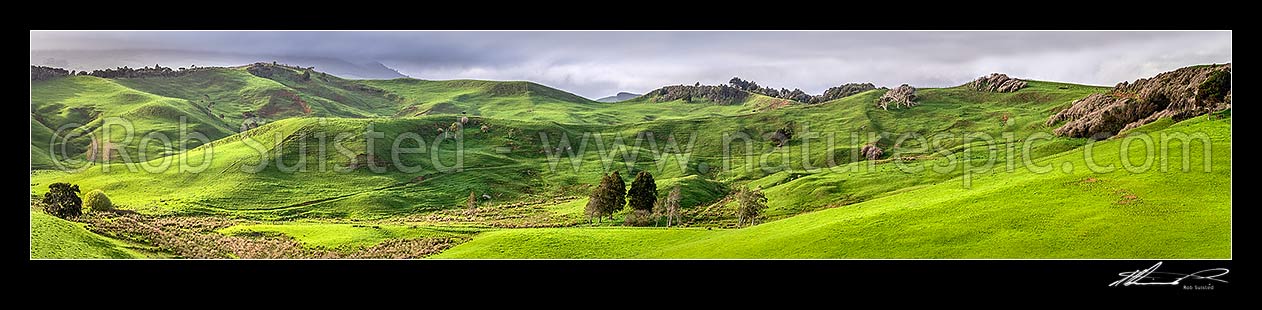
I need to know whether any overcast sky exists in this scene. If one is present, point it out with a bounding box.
[30,31,1232,99]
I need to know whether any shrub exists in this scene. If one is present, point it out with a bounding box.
[624,209,653,227]
[1197,70,1231,103]
[465,191,477,212]
[84,190,113,213]
[654,186,683,227]
[861,143,884,161]
[41,183,82,219]
[735,186,768,227]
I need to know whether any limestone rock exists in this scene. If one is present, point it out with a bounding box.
[875,84,918,110]
[968,73,1027,92]
[1046,64,1231,139]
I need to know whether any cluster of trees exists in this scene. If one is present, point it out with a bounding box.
[584,171,686,227]
[585,171,629,223]
[816,83,879,102]
[1197,70,1231,103]
[247,62,319,81]
[37,183,116,219]
[246,63,281,78]
[32,63,238,81]
[259,61,315,71]
[584,171,770,228]
[647,84,749,105]
[30,66,70,81]
[735,186,767,227]
[729,77,876,104]
[84,64,176,78]
[79,64,215,79]
[728,77,811,102]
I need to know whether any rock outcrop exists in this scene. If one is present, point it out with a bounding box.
[968,73,1027,92]
[875,84,918,110]
[1046,64,1231,139]
[240,112,264,132]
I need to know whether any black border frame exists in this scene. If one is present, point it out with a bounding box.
[21,4,1234,297]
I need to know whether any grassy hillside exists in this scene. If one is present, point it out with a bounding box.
[218,222,479,250]
[30,67,612,169]
[30,75,236,167]
[362,79,787,124]
[30,80,1110,223]
[32,65,1227,259]
[113,67,399,123]
[436,115,1231,258]
[30,210,144,259]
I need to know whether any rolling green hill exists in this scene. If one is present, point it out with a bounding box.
[361,79,787,124]
[112,66,399,122]
[29,64,607,169]
[30,75,236,168]
[30,210,144,259]
[435,115,1231,258]
[30,64,1229,259]
[30,78,1106,222]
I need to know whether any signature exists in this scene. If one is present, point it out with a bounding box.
[1110,262,1229,287]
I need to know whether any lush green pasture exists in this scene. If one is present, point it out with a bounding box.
[30,210,144,259]
[362,79,783,125]
[30,79,1110,223]
[438,116,1231,258]
[218,222,479,250]
[31,68,1228,259]
[434,227,715,258]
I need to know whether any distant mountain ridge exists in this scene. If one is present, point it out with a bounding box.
[30,49,408,80]
[596,92,640,102]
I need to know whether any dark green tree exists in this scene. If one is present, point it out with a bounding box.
[627,171,657,212]
[585,173,613,223]
[604,170,627,218]
[41,183,82,219]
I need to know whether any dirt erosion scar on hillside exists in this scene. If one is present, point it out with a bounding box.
[875,84,918,110]
[1046,64,1232,139]
[968,73,1028,92]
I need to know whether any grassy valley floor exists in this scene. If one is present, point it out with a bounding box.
[29,65,1229,259]
[435,116,1231,258]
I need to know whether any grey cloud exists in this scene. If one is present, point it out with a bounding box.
[30,31,1231,99]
